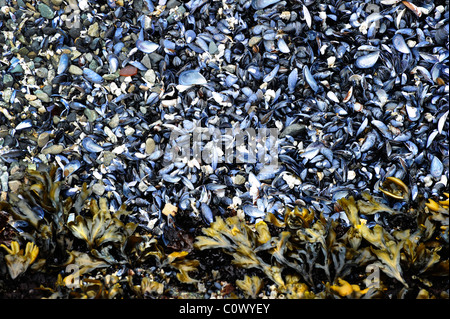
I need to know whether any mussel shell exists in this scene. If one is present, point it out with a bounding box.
[83,68,104,83]
[355,51,380,69]
[179,70,207,86]
[136,40,159,54]
[430,156,444,179]
[392,34,410,54]
[82,137,103,153]
[303,65,319,92]
[57,54,70,75]
[251,0,281,10]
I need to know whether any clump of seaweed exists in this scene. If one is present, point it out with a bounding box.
[1,241,40,279]
[0,166,199,298]
[195,184,449,299]
[0,167,447,299]
[195,216,285,287]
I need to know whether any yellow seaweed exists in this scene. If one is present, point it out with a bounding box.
[1,241,39,279]
[330,278,369,298]
[371,240,408,287]
[379,177,410,201]
[236,275,263,298]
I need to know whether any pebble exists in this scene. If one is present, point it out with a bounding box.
[144,69,156,84]
[145,138,156,154]
[41,144,64,155]
[233,175,246,185]
[92,183,105,196]
[108,114,120,128]
[249,36,262,47]
[37,132,50,147]
[103,73,119,81]
[120,65,138,77]
[84,108,98,122]
[2,74,14,87]
[8,180,21,193]
[35,67,49,78]
[102,151,116,166]
[209,41,219,55]
[34,90,51,103]
[0,168,9,192]
[69,65,83,75]
[38,3,55,19]
[9,64,23,74]
[280,123,307,138]
[125,127,135,136]
[87,22,100,38]
[141,55,152,69]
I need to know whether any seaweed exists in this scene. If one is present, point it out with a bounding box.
[195,183,449,298]
[0,168,448,299]
[1,241,40,279]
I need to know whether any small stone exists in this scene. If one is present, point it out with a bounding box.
[144,69,156,83]
[124,126,135,136]
[8,180,21,193]
[166,0,181,9]
[51,0,64,5]
[138,181,148,192]
[66,112,77,122]
[162,203,178,217]
[88,59,99,71]
[109,113,120,128]
[347,170,356,181]
[34,90,51,103]
[42,85,53,96]
[102,151,115,166]
[68,65,83,75]
[141,55,152,69]
[35,67,48,78]
[38,132,50,147]
[145,138,156,154]
[52,116,60,125]
[2,74,14,87]
[10,64,24,74]
[103,73,119,81]
[84,108,97,122]
[0,171,9,191]
[38,3,55,19]
[68,28,81,40]
[29,99,43,108]
[42,144,64,155]
[209,41,218,55]
[149,53,164,65]
[25,94,37,101]
[87,22,99,37]
[120,65,138,77]
[18,47,29,56]
[233,175,246,185]
[92,183,105,196]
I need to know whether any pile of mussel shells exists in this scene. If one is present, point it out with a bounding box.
[0,0,448,252]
